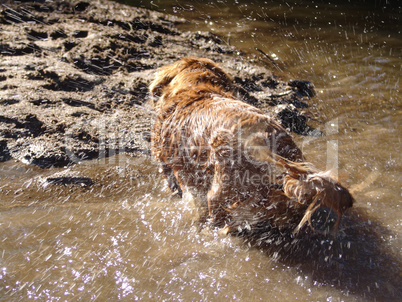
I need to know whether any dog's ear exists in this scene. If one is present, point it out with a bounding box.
[149,65,177,98]
[149,57,197,98]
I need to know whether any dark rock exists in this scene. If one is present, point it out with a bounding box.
[235,76,263,92]
[72,30,88,38]
[29,99,57,107]
[0,140,11,162]
[26,29,48,41]
[112,33,148,44]
[63,41,78,51]
[50,29,68,39]
[42,74,104,92]
[47,176,93,186]
[148,35,163,47]
[288,80,316,97]
[0,114,44,137]
[61,98,98,111]
[74,2,90,12]
[9,140,72,168]
[0,99,19,105]
[1,8,45,24]
[0,43,41,56]
[275,105,321,136]
[73,56,120,75]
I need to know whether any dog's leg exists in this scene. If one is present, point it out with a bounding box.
[206,160,241,220]
[206,161,234,217]
[207,168,222,217]
[207,129,236,217]
[159,163,182,197]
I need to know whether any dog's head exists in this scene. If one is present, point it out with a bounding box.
[283,172,354,234]
[149,57,233,107]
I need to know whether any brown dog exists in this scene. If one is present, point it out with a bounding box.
[150,57,354,235]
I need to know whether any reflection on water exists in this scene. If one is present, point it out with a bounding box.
[1,1,401,301]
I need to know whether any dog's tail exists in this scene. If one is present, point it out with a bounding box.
[246,134,354,234]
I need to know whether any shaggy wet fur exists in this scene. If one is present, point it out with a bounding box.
[150,57,354,234]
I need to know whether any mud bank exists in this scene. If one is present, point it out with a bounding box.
[0,0,316,169]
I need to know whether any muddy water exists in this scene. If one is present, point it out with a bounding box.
[1,1,401,301]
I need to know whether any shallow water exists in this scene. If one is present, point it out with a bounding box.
[1,1,401,301]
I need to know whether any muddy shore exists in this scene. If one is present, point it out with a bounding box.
[0,0,316,170]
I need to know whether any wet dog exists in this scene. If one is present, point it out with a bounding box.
[150,57,354,235]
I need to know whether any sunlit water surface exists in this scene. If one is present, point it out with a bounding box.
[1,1,401,301]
